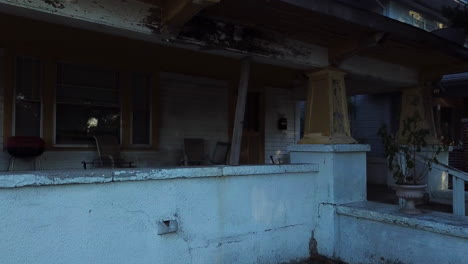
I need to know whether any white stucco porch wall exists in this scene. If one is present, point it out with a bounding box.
[0,164,323,264]
[335,201,468,264]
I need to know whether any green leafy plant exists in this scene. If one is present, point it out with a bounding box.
[378,112,445,185]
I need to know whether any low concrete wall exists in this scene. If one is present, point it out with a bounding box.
[335,201,468,264]
[0,164,322,264]
[288,144,370,258]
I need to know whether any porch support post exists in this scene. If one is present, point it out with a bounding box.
[229,58,251,165]
[397,83,438,144]
[395,81,450,193]
[299,67,356,144]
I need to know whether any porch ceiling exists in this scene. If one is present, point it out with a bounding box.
[201,0,468,71]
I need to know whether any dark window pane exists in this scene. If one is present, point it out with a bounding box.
[132,73,151,145]
[56,63,120,145]
[15,57,41,137]
[243,92,260,131]
[56,105,120,145]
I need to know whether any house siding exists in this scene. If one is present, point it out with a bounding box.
[0,70,301,170]
[351,93,399,185]
[158,72,229,163]
[264,87,296,164]
[0,72,230,170]
[351,94,395,158]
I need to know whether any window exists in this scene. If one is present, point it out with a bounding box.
[55,63,120,145]
[131,73,151,145]
[15,57,41,137]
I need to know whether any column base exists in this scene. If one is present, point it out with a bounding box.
[298,133,357,144]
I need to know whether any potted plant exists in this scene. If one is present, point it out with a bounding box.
[378,112,445,215]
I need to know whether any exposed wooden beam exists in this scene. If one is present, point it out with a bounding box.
[280,0,468,61]
[229,58,251,165]
[162,0,220,35]
[329,32,386,67]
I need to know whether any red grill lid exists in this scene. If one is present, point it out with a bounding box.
[6,136,45,158]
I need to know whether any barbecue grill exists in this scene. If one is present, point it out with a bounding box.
[6,136,45,170]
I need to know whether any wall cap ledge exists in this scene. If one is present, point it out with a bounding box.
[337,201,468,239]
[0,164,319,189]
[287,144,370,153]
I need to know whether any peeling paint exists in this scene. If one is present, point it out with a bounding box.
[42,0,65,9]
[141,6,161,34]
[181,16,271,54]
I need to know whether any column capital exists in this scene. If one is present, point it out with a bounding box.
[398,86,440,145]
[308,67,347,79]
[299,66,356,145]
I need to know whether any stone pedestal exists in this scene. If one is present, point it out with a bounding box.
[288,144,370,258]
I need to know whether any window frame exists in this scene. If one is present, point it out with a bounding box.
[6,50,159,151]
[53,61,122,148]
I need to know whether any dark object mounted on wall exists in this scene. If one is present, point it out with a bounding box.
[278,118,287,130]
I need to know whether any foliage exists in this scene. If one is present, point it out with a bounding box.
[442,5,468,32]
[378,111,445,185]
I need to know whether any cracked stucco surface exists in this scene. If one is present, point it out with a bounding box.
[0,164,319,188]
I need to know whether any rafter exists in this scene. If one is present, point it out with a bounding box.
[161,0,220,35]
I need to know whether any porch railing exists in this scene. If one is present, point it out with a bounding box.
[416,155,467,216]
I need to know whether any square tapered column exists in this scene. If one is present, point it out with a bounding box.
[299,68,356,144]
[398,85,439,145]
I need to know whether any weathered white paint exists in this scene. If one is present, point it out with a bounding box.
[0,164,319,188]
[0,0,329,70]
[335,201,468,264]
[288,144,370,257]
[264,87,296,164]
[2,143,467,263]
[0,144,372,263]
[0,0,420,85]
[229,59,250,165]
[0,163,329,264]
[453,177,466,216]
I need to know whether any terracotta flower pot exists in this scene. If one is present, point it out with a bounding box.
[394,184,427,215]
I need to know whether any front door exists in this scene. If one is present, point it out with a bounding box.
[239,92,264,164]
